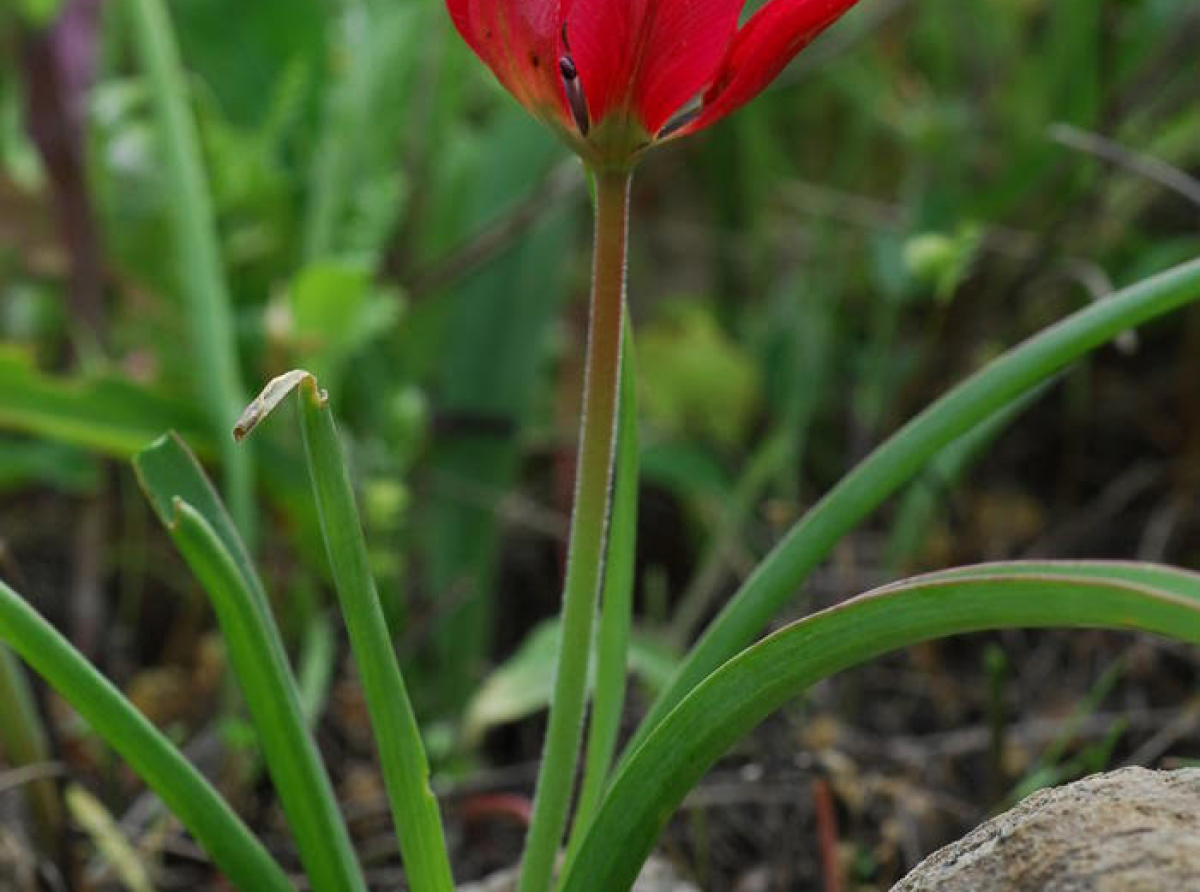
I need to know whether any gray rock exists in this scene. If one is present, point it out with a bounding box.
[893,767,1200,891]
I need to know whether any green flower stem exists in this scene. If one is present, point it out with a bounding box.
[566,322,639,856]
[518,168,631,892]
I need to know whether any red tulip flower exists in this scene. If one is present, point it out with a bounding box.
[448,0,864,168]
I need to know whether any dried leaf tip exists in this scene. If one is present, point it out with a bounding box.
[233,369,314,441]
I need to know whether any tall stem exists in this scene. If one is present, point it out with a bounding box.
[518,168,630,892]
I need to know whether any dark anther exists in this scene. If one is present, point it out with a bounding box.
[559,54,590,135]
[530,51,540,68]
[657,107,700,139]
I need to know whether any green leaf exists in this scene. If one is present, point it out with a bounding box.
[0,349,208,458]
[889,560,1200,603]
[0,580,290,891]
[563,563,1200,890]
[627,256,1200,758]
[462,619,677,747]
[134,435,366,892]
[463,621,560,745]
[237,370,454,892]
[125,0,253,537]
[134,434,260,610]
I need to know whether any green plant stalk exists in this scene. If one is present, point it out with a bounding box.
[168,503,367,892]
[295,378,454,891]
[0,645,62,859]
[625,256,1200,759]
[0,580,290,891]
[518,168,630,892]
[125,0,253,540]
[562,565,1200,889]
[566,323,639,856]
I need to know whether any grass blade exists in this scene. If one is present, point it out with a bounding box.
[563,563,1200,889]
[888,560,1200,603]
[135,436,366,892]
[135,433,262,612]
[124,0,253,538]
[237,371,454,891]
[0,579,290,891]
[627,256,1200,757]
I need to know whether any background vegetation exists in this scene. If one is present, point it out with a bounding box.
[1,0,1197,887]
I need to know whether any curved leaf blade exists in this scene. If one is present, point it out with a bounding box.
[563,564,1200,890]
[628,257,1200,756]
[136,435,366,892]
[0,580,291,891]
[135,433,263,613]
[293,375,455,891]
[235,369,455,890]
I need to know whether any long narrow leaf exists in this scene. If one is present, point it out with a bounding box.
[563,564,1200,889]
[890,560,1200,602]
[0,580,290,891]
[627,256,1200,756]
[237,371,454,891]
[124,0,253,537]
[135,433,263,614]
[135,437,366,892]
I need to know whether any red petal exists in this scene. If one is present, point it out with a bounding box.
[448,0,572,124]
[688,0,864,133]
[566,0,742,135]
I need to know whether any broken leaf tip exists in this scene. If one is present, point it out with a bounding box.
[233,369,314,442]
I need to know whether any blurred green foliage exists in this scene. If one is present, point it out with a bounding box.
[1,0,1197,773]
